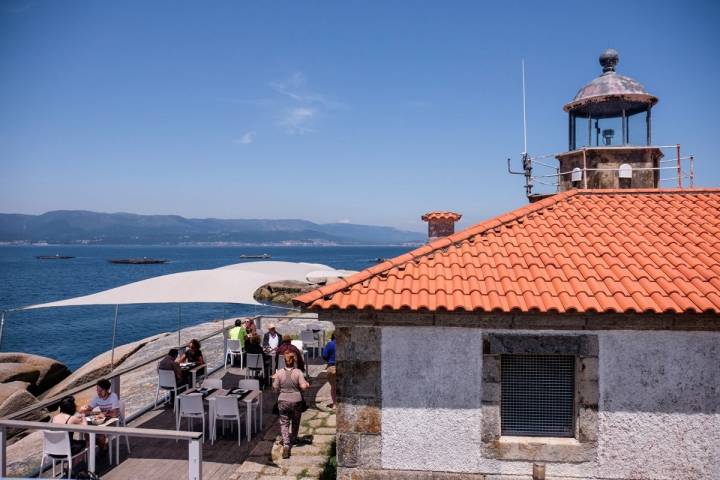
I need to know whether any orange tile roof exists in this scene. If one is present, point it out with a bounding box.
[421,211,462,221]
[295,189,720,314]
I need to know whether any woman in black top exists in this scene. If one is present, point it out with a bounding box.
[179,339,205,365]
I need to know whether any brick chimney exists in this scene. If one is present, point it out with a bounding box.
[421,211,462,242]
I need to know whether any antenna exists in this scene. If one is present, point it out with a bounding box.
[522,59,528,155]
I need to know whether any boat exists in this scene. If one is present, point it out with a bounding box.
[108,258,168,264]
[239,254,271,259]
[35,254,75,260]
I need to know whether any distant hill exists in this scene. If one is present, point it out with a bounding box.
[0,210,425,245]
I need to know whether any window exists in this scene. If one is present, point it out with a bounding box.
[500,354,575,437]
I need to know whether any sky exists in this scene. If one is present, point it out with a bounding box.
[1,0,719,232]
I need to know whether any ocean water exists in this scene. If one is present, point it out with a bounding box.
[0,245,408,370]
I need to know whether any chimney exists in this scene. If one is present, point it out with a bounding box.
[421,211,462,242]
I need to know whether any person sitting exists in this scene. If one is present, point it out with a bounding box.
[179,339,205,365]
[276,335,305,372]
[228,319,248,349]
[262,323,281,352]
[80,378,119,418]
[245,334,271,386]
[158,348,188,399]
[322,333,336,408]
[244,318,257,336]
[52,396,89,468]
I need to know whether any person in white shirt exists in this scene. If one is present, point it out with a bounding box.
[263,323,281,351]
[80,378,120,418]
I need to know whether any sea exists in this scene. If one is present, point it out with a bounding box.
[0,245,409,370]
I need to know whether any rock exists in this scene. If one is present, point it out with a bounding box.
[42,332,168,400]
[0,353,71,396]
[254,281,315,306]
[0,382,47,421]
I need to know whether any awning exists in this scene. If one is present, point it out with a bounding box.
[22,261,334,310]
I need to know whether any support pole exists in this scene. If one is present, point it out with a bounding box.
[676,144,682,188]
[110,305,119,371]
[621,109,627,144]
[178,304,182,347]
[88,432,96,474]
[0,427,6,478]
[189,438,202,480]
[582,148,588,189]
[646,107,652,145]
[690,156,695,187]
[0,311,5,351]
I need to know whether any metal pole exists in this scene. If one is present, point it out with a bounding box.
[622,109,626,144]
[676,144,682,188]
[188,438,202,480]
[110,305,119,371]
[178,304,182,346]
[0,427,6,477]
[690,156,695,187]
[582,148,588,189]
[0,311,5,351]
[646,107,652,145]
[587,115,592,147]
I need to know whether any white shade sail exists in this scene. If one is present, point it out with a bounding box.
[305,269,358,284]
[22,261,332,310]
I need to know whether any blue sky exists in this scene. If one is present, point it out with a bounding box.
[1,0,718,232]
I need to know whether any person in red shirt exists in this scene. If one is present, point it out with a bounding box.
[275,335,305,372]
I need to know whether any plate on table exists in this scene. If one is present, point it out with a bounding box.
[86,415,106,425]
[180,362,197,369]
[229,388,249,396]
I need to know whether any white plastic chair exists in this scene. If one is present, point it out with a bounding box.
[155,368,188,409]
[176,393,206,442]
[301,330,319,357]
[225,339,244,369]
[107,400,131,465]
[245,353,265,381]
[39,430,87,479]
[238,379,262,432]
[201,378,223,390]
[210,396,246,445]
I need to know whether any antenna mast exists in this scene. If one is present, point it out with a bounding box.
[522,59,528,155]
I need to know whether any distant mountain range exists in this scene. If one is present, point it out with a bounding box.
[0,210,425,245]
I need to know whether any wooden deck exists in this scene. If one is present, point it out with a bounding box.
[98,362,327,480]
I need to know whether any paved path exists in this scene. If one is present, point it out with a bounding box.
[230,365,336,480]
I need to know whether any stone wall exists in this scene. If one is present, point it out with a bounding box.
[325,310,720,480]
[555,147,662,191]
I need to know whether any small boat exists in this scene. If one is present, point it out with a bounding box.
[109,258,168,264]
[36,254,75,260]
[239,254,271,259]
[373,257,387,263]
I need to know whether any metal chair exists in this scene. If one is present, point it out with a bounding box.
[245,353,265,381]
[176,393,206,442]
[238,379,263,432]
[155,369,188,410]
[39,430,87,479]
[301,330,319,358]
[107,400,131,465]
[225,339,244,370]
[210,396,246,445]
[201,378,223,390]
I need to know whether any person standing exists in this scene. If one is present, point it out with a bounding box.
[272,351,310,458]
[228,319,248,349]
[322,333,336,409]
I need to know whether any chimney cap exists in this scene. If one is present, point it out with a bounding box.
[421,211,462,222]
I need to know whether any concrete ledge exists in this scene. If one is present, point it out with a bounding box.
[482,435,597,463]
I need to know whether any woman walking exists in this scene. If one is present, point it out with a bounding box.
[272,351,310,458]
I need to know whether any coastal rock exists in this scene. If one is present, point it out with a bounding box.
[41,332,167,400]
[0,353,71,396]
[0,382,47,421]
[254,281,315,306]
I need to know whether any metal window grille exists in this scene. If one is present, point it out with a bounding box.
[501,354,575,437]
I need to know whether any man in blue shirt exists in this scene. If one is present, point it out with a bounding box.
[322,333,336,408]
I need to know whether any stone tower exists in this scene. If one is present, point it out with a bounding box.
[556,49,663,191]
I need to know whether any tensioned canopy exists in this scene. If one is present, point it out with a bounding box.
[22,261,336,310]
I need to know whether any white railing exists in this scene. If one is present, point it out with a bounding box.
[0,419,203,479]
[509,144,696,195]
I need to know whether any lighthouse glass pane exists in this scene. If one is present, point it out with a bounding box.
[627,111,648,146]
[591,116,624,147]
[574,115,590,148]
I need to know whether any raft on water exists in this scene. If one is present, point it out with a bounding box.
[108,258,168,264]
[36,254,75,260]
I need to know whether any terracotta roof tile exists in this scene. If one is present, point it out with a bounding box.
[295,189,720,315]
